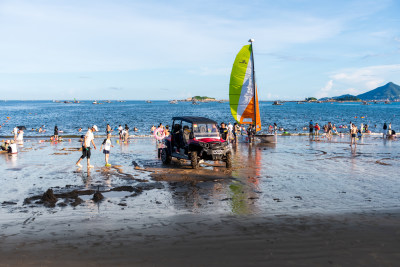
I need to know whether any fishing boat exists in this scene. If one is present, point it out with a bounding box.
[272,101,283,105]
[229,39,276,143]
[145,100,152,103]
[169,100,178,104]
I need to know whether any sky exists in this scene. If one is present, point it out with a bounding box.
[0,0,400,100]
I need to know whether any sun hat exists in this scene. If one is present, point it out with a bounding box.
[92,125,99,131]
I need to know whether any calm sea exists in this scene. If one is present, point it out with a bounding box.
[0,100,399,137]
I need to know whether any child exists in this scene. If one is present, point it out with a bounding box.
[100,134,114,167]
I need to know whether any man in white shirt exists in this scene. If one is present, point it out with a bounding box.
[76,125,98,168]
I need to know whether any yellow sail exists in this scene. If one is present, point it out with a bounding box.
[229,43,261,131]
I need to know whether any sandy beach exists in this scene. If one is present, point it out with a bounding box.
[1,135,400,266]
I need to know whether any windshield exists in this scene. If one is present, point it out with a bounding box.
[192,123,220,139]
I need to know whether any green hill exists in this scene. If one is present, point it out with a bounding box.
[357,82,400,101]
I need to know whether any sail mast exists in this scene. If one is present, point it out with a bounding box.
[249,38,257,129]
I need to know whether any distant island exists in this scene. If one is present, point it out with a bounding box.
[179,96,227,102]
[308,82,400,102]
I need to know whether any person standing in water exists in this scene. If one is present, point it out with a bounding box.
[106,124,112,135]
[76,125,98,168]
[54,126,59,141]
[383,122,387,138]
[309,120,314,140]
[350,123,358,147]
[13,126,18,140]
[100,133,114,167]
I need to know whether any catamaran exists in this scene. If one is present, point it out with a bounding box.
[229,39,277,143]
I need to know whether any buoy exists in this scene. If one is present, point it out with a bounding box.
[153,128,165,140]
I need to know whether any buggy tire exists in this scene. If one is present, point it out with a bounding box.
[161,148,171,164]
[226,152,232,168]
[190,151,199,169]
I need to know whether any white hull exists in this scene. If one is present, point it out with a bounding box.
[255,134,277,143]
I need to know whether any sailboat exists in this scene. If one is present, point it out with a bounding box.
[229,39,277,143]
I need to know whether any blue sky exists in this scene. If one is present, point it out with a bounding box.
[0,0,399,100]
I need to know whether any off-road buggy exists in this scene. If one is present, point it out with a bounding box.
[161,116,232,169]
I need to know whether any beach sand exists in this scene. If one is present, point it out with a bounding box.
[1,135,400,266]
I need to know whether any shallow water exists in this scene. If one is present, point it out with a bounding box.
[1,135,399,226]
[1,100,399,137]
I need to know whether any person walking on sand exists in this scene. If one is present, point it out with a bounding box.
[350,123,358,147]
[100,133,114,167]
[76,125,98,168]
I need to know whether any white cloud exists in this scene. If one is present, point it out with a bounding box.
[315,80,333,98]
[331,64,400,89]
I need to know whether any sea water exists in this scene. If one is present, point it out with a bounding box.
[1,100,399,137]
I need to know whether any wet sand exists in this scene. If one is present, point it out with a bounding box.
[1,135,400,266]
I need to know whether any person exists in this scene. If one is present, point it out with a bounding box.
[124,124,130,142]
[1,140,10,151]
[383,122,387,138]
[234,123,240,143]
[106,124,112,135]
[164,125,170,137]
[16,128,24,142]
[273,123,278,133]
[76,125,98,168]
[309,120,314,140]
[268,125,273,134]
[8,140,17,154]
[388,129,396,139]
[227,123,233,141]
[357,129,362,139]
[38,127,43,133]
[314,123,320,140]
[13,127,18,140]
[350,123,358,147]
[219,123,228,141]
[246,124,255,143]
[151,125,156,133]
[118,125,123,139]
[78,127,82,132]
[327,122,333,140]
[54,126,59,141]
[100,134,114,167]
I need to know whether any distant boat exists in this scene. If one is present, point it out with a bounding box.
[192,99,200,105]
[384,100,391,104]
[272,101,283,105]
[145,100,152,103]
[64,101,72,104]
[104,100,111,103]
[73,98,80,103]
[297,101,305,104]
[117,100,126,102]
[169,100,178,104]
[362,101,370,105]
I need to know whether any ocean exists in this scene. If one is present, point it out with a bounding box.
[1,100,399,137]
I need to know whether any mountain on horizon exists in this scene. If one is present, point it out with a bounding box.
[357,82,400,101]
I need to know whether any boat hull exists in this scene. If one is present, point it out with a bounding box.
[255,134,277,143]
